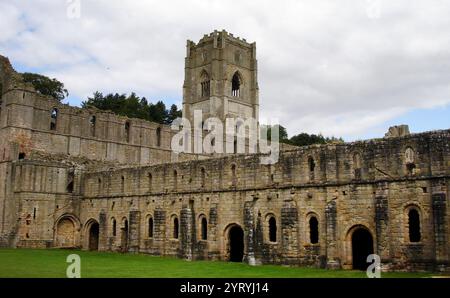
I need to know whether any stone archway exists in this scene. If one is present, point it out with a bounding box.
[55,218,75,247]
[351,227,374,270]
[226,224,244,262]
[54,214,80,248]
[86,220,99,251]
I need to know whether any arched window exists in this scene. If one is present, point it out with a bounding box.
[112,218,117,237]
[148,217,154,238]
[200,167,206,188]
[408,208,421,242]
[201,216,207,240]
[50,108,58,130]
[405,147,416,175]
[121,176,125,193]
[353,153,362,179]
[173,170,178,190]
[268,216,277,242]
[309,216,319,244]
[125,121,130,143]
[308,157,315,173]
[156,127,161,147]
[231,164,237,186]
[231,72,241,97]
[89,115,96,137]
[67,170,74,193]
[200,71,210,97]
[173,217,179,239]
[67,181,74,193]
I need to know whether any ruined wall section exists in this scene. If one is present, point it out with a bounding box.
[83,130,450,197]
[4,160,81,248]
[77,130,449,269]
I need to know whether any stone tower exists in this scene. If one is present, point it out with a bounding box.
[182,30,259,126]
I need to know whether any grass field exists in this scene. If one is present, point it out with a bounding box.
[0,249,440,278]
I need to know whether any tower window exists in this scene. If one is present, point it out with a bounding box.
[121,176,125,193]
[408,208,421,242]
[200,71,210,97]
[231,72,241,97]
[50,108,58,130]
[18,152,26,160]
[309,216,319,244]
[268,216,277,242]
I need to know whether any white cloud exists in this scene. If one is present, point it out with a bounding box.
[1,0,449,140]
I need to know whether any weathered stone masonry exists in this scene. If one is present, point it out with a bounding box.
[0,31,449,272]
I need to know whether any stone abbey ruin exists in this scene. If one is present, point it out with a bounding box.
[0,30,449,271]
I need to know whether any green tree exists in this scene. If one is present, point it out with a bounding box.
[82,92,181,125]
[21,72,68,101]
[166,104,182,124]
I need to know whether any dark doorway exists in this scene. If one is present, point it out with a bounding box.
[88,222,99,251]
[352,228,374,270]
[228,225,244,262]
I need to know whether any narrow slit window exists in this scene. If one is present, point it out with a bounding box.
[269,216,277,242]
[309,217,319,244]
[50,108,58,130]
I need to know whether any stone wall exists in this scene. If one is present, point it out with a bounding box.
[45,129,448,271]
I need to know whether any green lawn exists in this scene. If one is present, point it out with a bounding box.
[0,249,440,278]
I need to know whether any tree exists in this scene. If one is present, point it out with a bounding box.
[166,104,182,124]
[260,124,344,147]
[82,91,181,125]
[288,133,344,146]
[21,72,68,101]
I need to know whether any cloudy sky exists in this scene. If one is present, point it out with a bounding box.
[1,0,449,140]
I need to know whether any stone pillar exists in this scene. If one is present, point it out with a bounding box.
[432,193,447,270]
[208,204,220,260]
[375,196,389,259]
[98,211,107,251]
[243,200,257,265]
[128,210,140,253]
[325,200,340,269]
[180,204,194,260]
[280,198,299,265]
[153,208,166,255]
[374,182,390,269]
[254,211,264,263]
